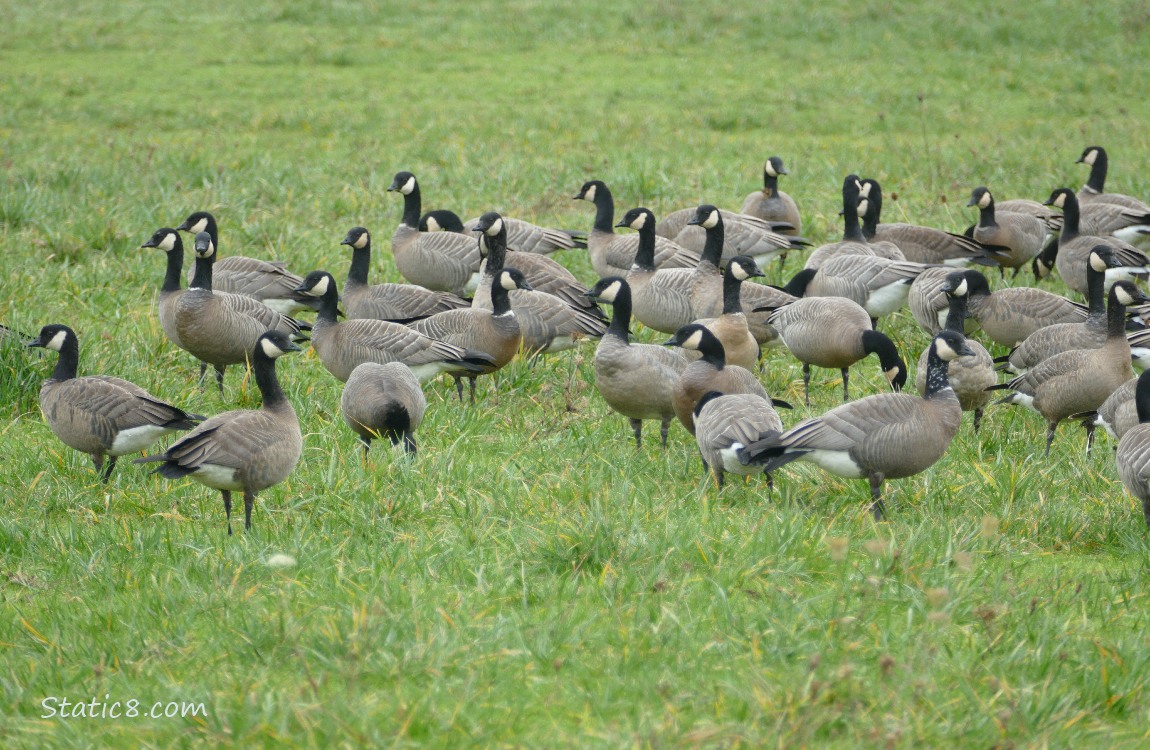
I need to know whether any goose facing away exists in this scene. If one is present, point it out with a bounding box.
[28,325,204,482]
[341,361,427,456]
[738,330,974,520]
[693,390,785,488]
[585,276,689,449]
[1116,369,1150,526]
[135,330,302,534]
[1043,188,1149,297]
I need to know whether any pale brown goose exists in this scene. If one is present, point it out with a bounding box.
[914,277,996,431]
[739,156,802,236]
[409,268,531,402]
[615,207,697,334]
[767,296,907,406]
[967,187,1049,274]
[858,179,988,266]
[693,390,786,488]
[175,232,311,392]
[461,214,585,255]
[786,253,927,323]
[28,325,203,482]
[141,227,188,349]
[908,266,973,336]
[295,271,494,383]
[940,269,1088,348]
[136,330,301,535]
[339,226,470,321]
[1116,369,1150,526]
[691,256,764,371]
[989,281,1148,454]
[1072,375,1138,449]
[665,324,770,435]
[574,180,700,277]
[586,276,689,449]
[1003,245,1121,374]
[738,330,974,520]
[1076,146,1150,216]
[386,171,483,295]
[659,201,806,267]
[341,361,426,457]
[1043,188,1149,297]
[176,211,316,315]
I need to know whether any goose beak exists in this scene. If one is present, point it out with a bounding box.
[140,239,158,248]
[175,219,192,232]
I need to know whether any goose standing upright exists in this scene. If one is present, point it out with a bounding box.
[386,171,483,295]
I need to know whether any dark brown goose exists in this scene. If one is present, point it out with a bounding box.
[338,226,470,321]
[28,325,203,482]
[135,330,302,535]
[586,276,689,449]
[738,330,974,520]
[341,361,426,457]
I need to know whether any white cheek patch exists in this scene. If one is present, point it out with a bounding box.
[631,212,648,230]
[935,338,958,361]
[1089,252,1108,272]
[731,264,750,281]
[954,278,969,297]
[401,176,416,195]
[1053,192,1066,208]
[885,367,901,381]
[1116,286,1136,306]
[189,217,208,234]
[487,217,504,236]
[311,275,331,297]
[978,192,991,209]
[765,160,777,177]
[600,280,621,302]
[857,198,870,215]
[683,329,704,350]
[583,184,597,202]
[500,272,518,291]
[1084,149,1098,166]
[260,338,285,358]
[424,216,442,232]
[702,210,720,229]
[353,233,369,249]
[158,233,176,251]
[47,330,68,352]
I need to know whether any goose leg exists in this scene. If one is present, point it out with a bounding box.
[100,455,117,482]
[214,365,226,394]
[360,436,372,459]
[867,472,887,521]
[841,368,850,402]
[243,490,255,531]
[198,363,208,388]
[452,375,464,403]
[764,471,774,493]
[404,432,418,456]
[222,490,233,536]
[973,408,983,433]
[468,377,477,404]
[91,453,105,477]
[1084,421,1096,454]
[714,467,725,489]
[1044,422,1057,456]
[629,418,643,450]
[659,418,671,449]
[802,363,812,407]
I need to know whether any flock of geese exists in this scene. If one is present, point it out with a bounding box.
[14,146,1150,530]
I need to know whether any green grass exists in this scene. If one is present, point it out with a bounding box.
[4,0,1150,746]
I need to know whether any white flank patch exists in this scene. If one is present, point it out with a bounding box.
[265,553,297,569]
[806,449,865,478]
[719,445,757,476]
[110,424,176,454]
[1113,226,1150,245]
[409,361,448,383]
[541,335,576,354]
[1131,347,1150,370]
[1007,392,1038,413]
[865,280,911,317]
[47,330,68,352]
[191,463,242,490]
[465,271,482,294]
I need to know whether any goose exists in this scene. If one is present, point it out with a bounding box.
[585,276,689,449]
[1116,369,1150,526]
[1072,375,1138,450]
[738,330,974,520]
[408,268,531,401]
[573,180,700,276]
[940,269,1088,348]
[665,324,771,435]
[175,232,311,392]
[471,211,604,319]
[1042,188,1149,297]
[988,280,1148,454]
[658,201,806,267]
[803,175,901,270]
[471,213,607,354]
[1002,245,1122,374]
[419,209,468,234]
[766,296,907,406]
[914,275,996,431]
[176,211,316,315]
[693,391,786,488]
[690,256,764,371]
[140,227,188,348]
[294,271,494,383]
[386,171,483,295]
[27,325,203,482]
[339,227,470,321]
[967,187,1049,275]
[739,155,802,236]
[786,253,927,323]
[461,214,586,255]
[135,330,301,535]
[858,179,988,266]
[908,266,977,336]
[341,362,426,456]
[1076,146,1150,216]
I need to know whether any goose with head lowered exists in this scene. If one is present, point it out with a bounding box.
[176,211,317,316]
[386,171,482,296]
[472,213,607,354]
[135,330,302,535]
[408,267,532,402]
[174,231,311,392]
[295,271,495,384]
[28,324,203,482]
[339,226,470,321]
[693,390,786,489]
[574,179,701,277]
[585,276,689,450]
[341,361,426,458]
[988,280,1149,454]
[738,330,975,520]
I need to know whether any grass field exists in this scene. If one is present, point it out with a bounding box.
[5,1,1150,747]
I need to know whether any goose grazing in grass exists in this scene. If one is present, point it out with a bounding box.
[28,325,203,482]
[341,361,426,457]
[136,330,302,535]
[739,330,974,520]
[693,390,786,488]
